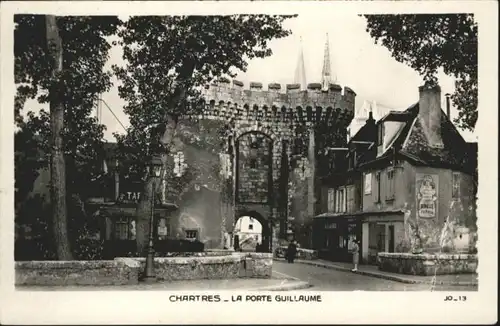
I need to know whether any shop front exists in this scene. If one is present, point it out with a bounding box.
[313,215,362,263]
[96,203,178,258]
[90,185,179,258]
[361,212,405,264]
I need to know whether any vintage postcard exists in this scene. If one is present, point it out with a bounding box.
[0,0,497,324]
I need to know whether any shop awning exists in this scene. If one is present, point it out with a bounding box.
[92,201,179,216]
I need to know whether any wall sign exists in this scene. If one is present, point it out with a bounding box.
[325,222,337,229]
[364,173,372,194]
[117,191,142,203]
[416,174,439,219]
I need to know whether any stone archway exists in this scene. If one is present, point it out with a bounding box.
[234,210,271,253]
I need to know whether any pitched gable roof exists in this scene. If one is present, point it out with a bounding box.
[360,103,477,175]
[349,115,377,166]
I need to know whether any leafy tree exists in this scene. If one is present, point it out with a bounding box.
[114,15,295,253]
[364,14,477,131]
[14,15,121,259]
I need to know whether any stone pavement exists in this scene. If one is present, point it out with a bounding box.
[16,271,311,291]
[275,258,478,286]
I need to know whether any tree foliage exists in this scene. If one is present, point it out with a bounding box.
[114,15,295,252]
[364,14,478,131]
[14,15,121,258]
[114,15,295,178]
[15,15,121,198]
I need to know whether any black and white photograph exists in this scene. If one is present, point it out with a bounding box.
[0,1,497,324]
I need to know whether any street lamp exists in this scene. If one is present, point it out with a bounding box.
[141,154,163,283]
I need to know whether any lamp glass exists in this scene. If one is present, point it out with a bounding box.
[153,165,162,177]
[151,155,163,177]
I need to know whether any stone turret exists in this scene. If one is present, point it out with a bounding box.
[189,79,357,250]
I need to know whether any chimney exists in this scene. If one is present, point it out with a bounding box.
[418,84,444,148]
[445,93,451,118]
[367,110,374,123]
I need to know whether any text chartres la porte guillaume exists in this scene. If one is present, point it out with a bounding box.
[168,295,323,303]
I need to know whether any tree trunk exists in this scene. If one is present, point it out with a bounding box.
[136,116,178,254]
[46,15,72,260]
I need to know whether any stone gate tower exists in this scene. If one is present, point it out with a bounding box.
[196,78,355,251]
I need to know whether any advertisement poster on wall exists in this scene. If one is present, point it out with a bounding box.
[364,173,372,194]
[416,173,439,219]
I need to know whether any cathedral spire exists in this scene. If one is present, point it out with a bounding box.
[321,33,336,91]
[294,36,307,90]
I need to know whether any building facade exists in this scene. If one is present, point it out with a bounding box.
[313,84,477,265]
[313,111,376,262]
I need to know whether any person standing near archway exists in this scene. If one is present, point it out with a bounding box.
[234,234,240,252]
[287,239,298,263]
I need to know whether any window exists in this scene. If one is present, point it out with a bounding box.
[157,218,169,240]
[343,187,347,212]
[249,158,258,169]
[335,187,346,213]
[327,188,335,212]
[339,235,345,248]
[185,229,198,240]
[346,185,355,213]
[248,224,254,230]
[249,142,260,169]
[452,172,460,199]
[114,217,135,240]
[364,173,372,195]
[348,150,356,170]
[387,169,395,200]
[377,124,384,146]
[338,189,342,212]
[376,172,381,203]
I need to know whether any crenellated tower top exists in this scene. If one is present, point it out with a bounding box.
[200,79,355,128]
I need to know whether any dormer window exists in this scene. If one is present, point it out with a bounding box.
[377,119,406,157]
[377,123,384,147]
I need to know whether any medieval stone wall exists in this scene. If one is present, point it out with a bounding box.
[187,79,356,246]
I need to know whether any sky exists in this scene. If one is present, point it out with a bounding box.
[23,13,477,142]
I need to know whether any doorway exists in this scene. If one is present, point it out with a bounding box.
[388,225,395,253]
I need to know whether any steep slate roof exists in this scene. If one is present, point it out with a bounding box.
[349,114,377,166]
[359,103,477,175]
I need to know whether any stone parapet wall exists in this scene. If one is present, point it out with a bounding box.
[15,260,140,286]
[274,246,318,260]
[15,253,272,286]
[377,252,478,276]
[128,252,272,281]
[160,250,234,257]
[204,249,235,256]
[202,79,355,115]
[130,255,242,281]
[242,252,273,278]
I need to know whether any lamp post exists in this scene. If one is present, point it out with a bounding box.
[141,154,163,283]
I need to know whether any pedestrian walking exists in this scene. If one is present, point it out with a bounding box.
[351,239,360,272]
[287,240,298,263]
[234,235,240,252]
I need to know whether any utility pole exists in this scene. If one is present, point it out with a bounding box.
[46,15,72,260]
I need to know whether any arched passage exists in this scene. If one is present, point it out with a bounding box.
[233,211,271,253]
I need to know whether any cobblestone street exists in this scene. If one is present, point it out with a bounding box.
[273,261,478,291]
